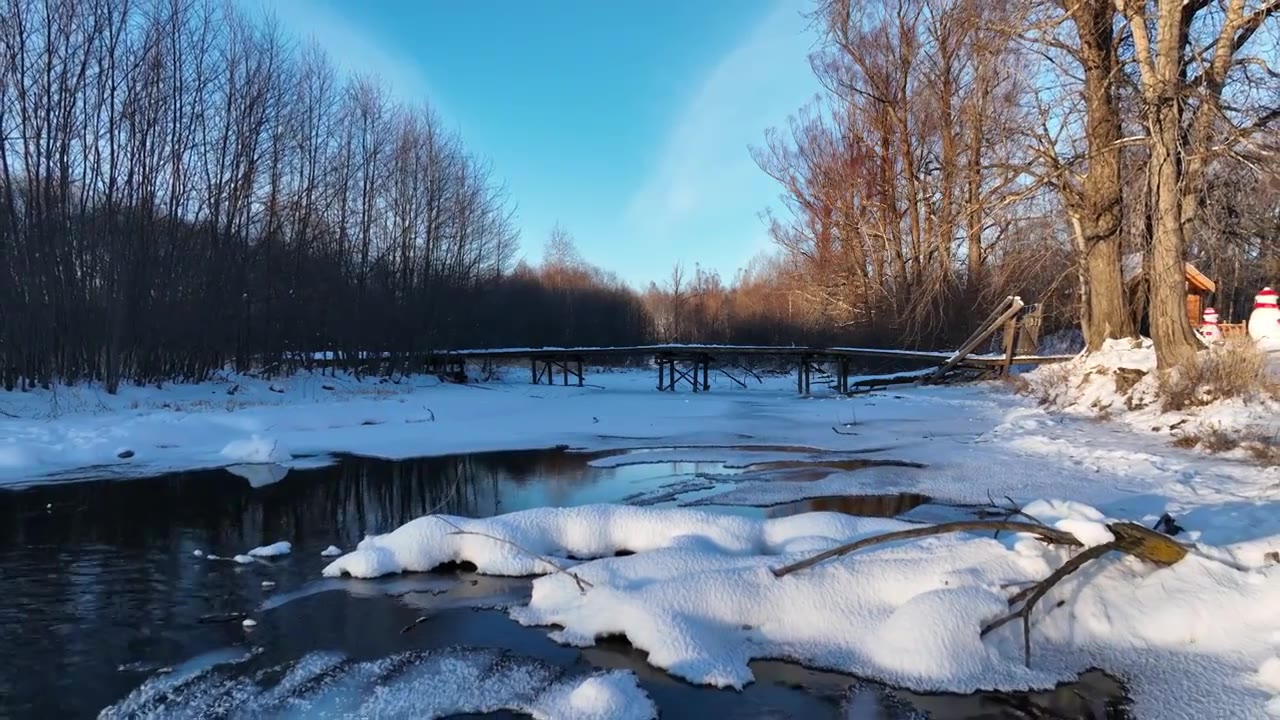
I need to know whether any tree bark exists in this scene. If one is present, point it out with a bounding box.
[1121,0,1204,369]
[1145,102,1201,368]
[1069,0,1134,350]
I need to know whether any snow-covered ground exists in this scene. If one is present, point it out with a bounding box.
[4,361,1279,717]
[1024,337,1279,455]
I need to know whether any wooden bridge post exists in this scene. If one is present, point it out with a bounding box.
[701,355,710,391]
[657,357,666,391]
[797,355,812,395]
[999,316,1019,377]
[576,359,584,387]
[931,296,1024,382]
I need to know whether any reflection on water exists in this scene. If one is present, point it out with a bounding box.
[0,449,712,718]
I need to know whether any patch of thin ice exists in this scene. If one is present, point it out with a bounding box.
[98,648,656,720]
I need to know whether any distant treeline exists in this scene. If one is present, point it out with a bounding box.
[0,1,834,393]
[1,0,1098,394]
[0,0,639,390]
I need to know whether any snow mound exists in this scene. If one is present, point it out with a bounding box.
[99,648,656,720]
[1022,499,1115,547]
[322,504,910,580]
[231,554,255,564]
[220,434,291,464]
[247,541,291,558]
[320,544,343,557]
[321,503,1280,717]
[511,533,1052,693]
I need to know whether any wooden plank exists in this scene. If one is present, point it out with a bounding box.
[407,337,1075,374]
[999,317,1019,377]
[932,296,1025,381]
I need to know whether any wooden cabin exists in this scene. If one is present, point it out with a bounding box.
[1122,255,1217,329]
[1181,262,1216,325]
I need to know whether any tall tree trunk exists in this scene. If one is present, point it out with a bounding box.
[1070,0,1134,350]
[1120,0,1205,369]
[1145,101,1200,368]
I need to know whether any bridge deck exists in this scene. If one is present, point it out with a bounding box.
[433,344,1074,367]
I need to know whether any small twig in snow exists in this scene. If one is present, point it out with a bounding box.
[981,541,1119,667]
[987,492,1047,538]
[433,517,594,593]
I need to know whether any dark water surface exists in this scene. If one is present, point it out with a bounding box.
[0,450,1129,719]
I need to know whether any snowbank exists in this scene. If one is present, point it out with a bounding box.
[1024,337,1279,456]
[321,504,909,580]
[220,434,292,464]
[321,503,1280,717]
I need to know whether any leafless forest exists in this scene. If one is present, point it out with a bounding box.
[1,0,1276,392]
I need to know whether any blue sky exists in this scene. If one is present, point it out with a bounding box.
[260,0,821,287]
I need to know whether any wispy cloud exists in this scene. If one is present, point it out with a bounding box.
[621,0,818,276]
[247,0,440,109]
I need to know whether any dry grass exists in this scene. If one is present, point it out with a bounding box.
[1021,362,1076,406]
[1199,426,1242,453]
[1172,424,1279,463]
[1244,440,1280,465]
[1002,374,1031,395]
[1159,338,1276,412]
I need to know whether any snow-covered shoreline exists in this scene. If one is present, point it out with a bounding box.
[4,363,1279,716]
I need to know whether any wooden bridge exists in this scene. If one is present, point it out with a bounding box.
[425,298,1073,394]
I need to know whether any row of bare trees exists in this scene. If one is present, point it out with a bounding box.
[4,0,1272,390]
[0,0,541,391]
[757,0,1277,365]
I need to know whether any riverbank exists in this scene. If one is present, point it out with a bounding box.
[3,365,1278,717]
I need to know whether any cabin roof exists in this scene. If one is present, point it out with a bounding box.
[1121,253,1216,293]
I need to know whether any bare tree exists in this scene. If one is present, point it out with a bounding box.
[1117,0,1278,367]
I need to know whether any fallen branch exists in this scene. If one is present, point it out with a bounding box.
[197,612,248,624]
[771,521,1081,578]
[401,615,431,634]
[980,541,1119,666]
[1108,522,1187,566]
[986,493,1047,537]
[773,515,1190,669]
[434,517,595,593]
